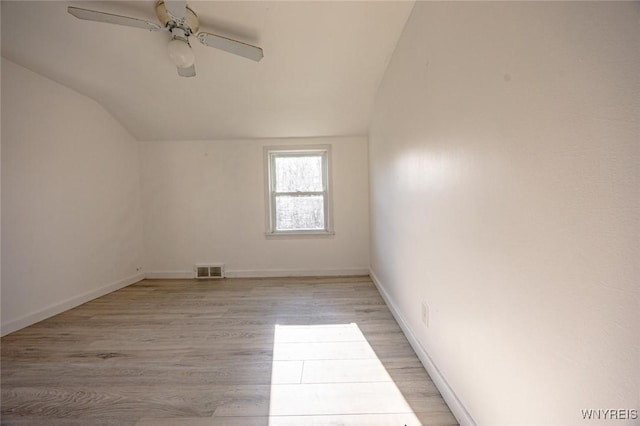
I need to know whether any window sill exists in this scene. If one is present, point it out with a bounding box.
[265,230,335,239]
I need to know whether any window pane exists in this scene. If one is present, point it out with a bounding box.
[274,155,323,192]
[275,195,325,231]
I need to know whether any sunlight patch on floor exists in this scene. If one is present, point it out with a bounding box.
[269,323,423,425]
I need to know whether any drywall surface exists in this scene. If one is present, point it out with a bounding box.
[140,136,369,277]
[369,2,639,425]
[1,58,144,335]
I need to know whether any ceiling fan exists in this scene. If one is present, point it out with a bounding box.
[67,0,264,77]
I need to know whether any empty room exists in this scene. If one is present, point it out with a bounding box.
[1,1,638,425]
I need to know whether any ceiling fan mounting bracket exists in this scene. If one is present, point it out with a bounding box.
[155,1,199,35]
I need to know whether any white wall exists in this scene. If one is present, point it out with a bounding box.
[140,136,369,277]
[1,58,144,335]
[369,2,639,426]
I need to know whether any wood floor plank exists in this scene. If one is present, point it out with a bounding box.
[1,276,457,425]
[268,413,457,426]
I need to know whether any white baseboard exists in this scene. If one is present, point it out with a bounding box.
[144,270,194,279]
[225,268,370,278]
[369,269,476,426]
[1,272,145,336]
[144,268,369,279]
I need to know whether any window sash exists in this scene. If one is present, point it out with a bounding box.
[273,194,326,231]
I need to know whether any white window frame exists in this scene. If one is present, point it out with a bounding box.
[264,145,334,237]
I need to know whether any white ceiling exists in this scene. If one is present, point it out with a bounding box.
[1,1,414,141]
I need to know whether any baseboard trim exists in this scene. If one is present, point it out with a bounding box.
[144,268,370,279]
[225,268,370,278]
[1,272,145,336]
[369,269,476,426]
[144,271,194,279]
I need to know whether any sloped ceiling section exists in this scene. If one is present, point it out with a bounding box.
[1,1,414,141]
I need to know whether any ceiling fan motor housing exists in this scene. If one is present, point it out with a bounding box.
[156,1,199,35]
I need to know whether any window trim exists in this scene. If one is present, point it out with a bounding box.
[264,144,334,237]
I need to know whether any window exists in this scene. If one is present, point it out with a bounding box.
[265,145,333,236]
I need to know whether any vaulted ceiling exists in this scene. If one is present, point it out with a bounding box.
[1,1,414,141]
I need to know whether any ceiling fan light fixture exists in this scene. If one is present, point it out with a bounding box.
[167,38,195,68]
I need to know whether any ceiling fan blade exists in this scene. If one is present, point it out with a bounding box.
[68,7,163,32]
[164,0,186,21]
[196,32,264,62]
[177,64,196,78]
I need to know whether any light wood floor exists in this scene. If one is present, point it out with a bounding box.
[1,276,457,426]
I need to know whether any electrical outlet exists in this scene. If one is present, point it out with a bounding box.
[421,302,429,328]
